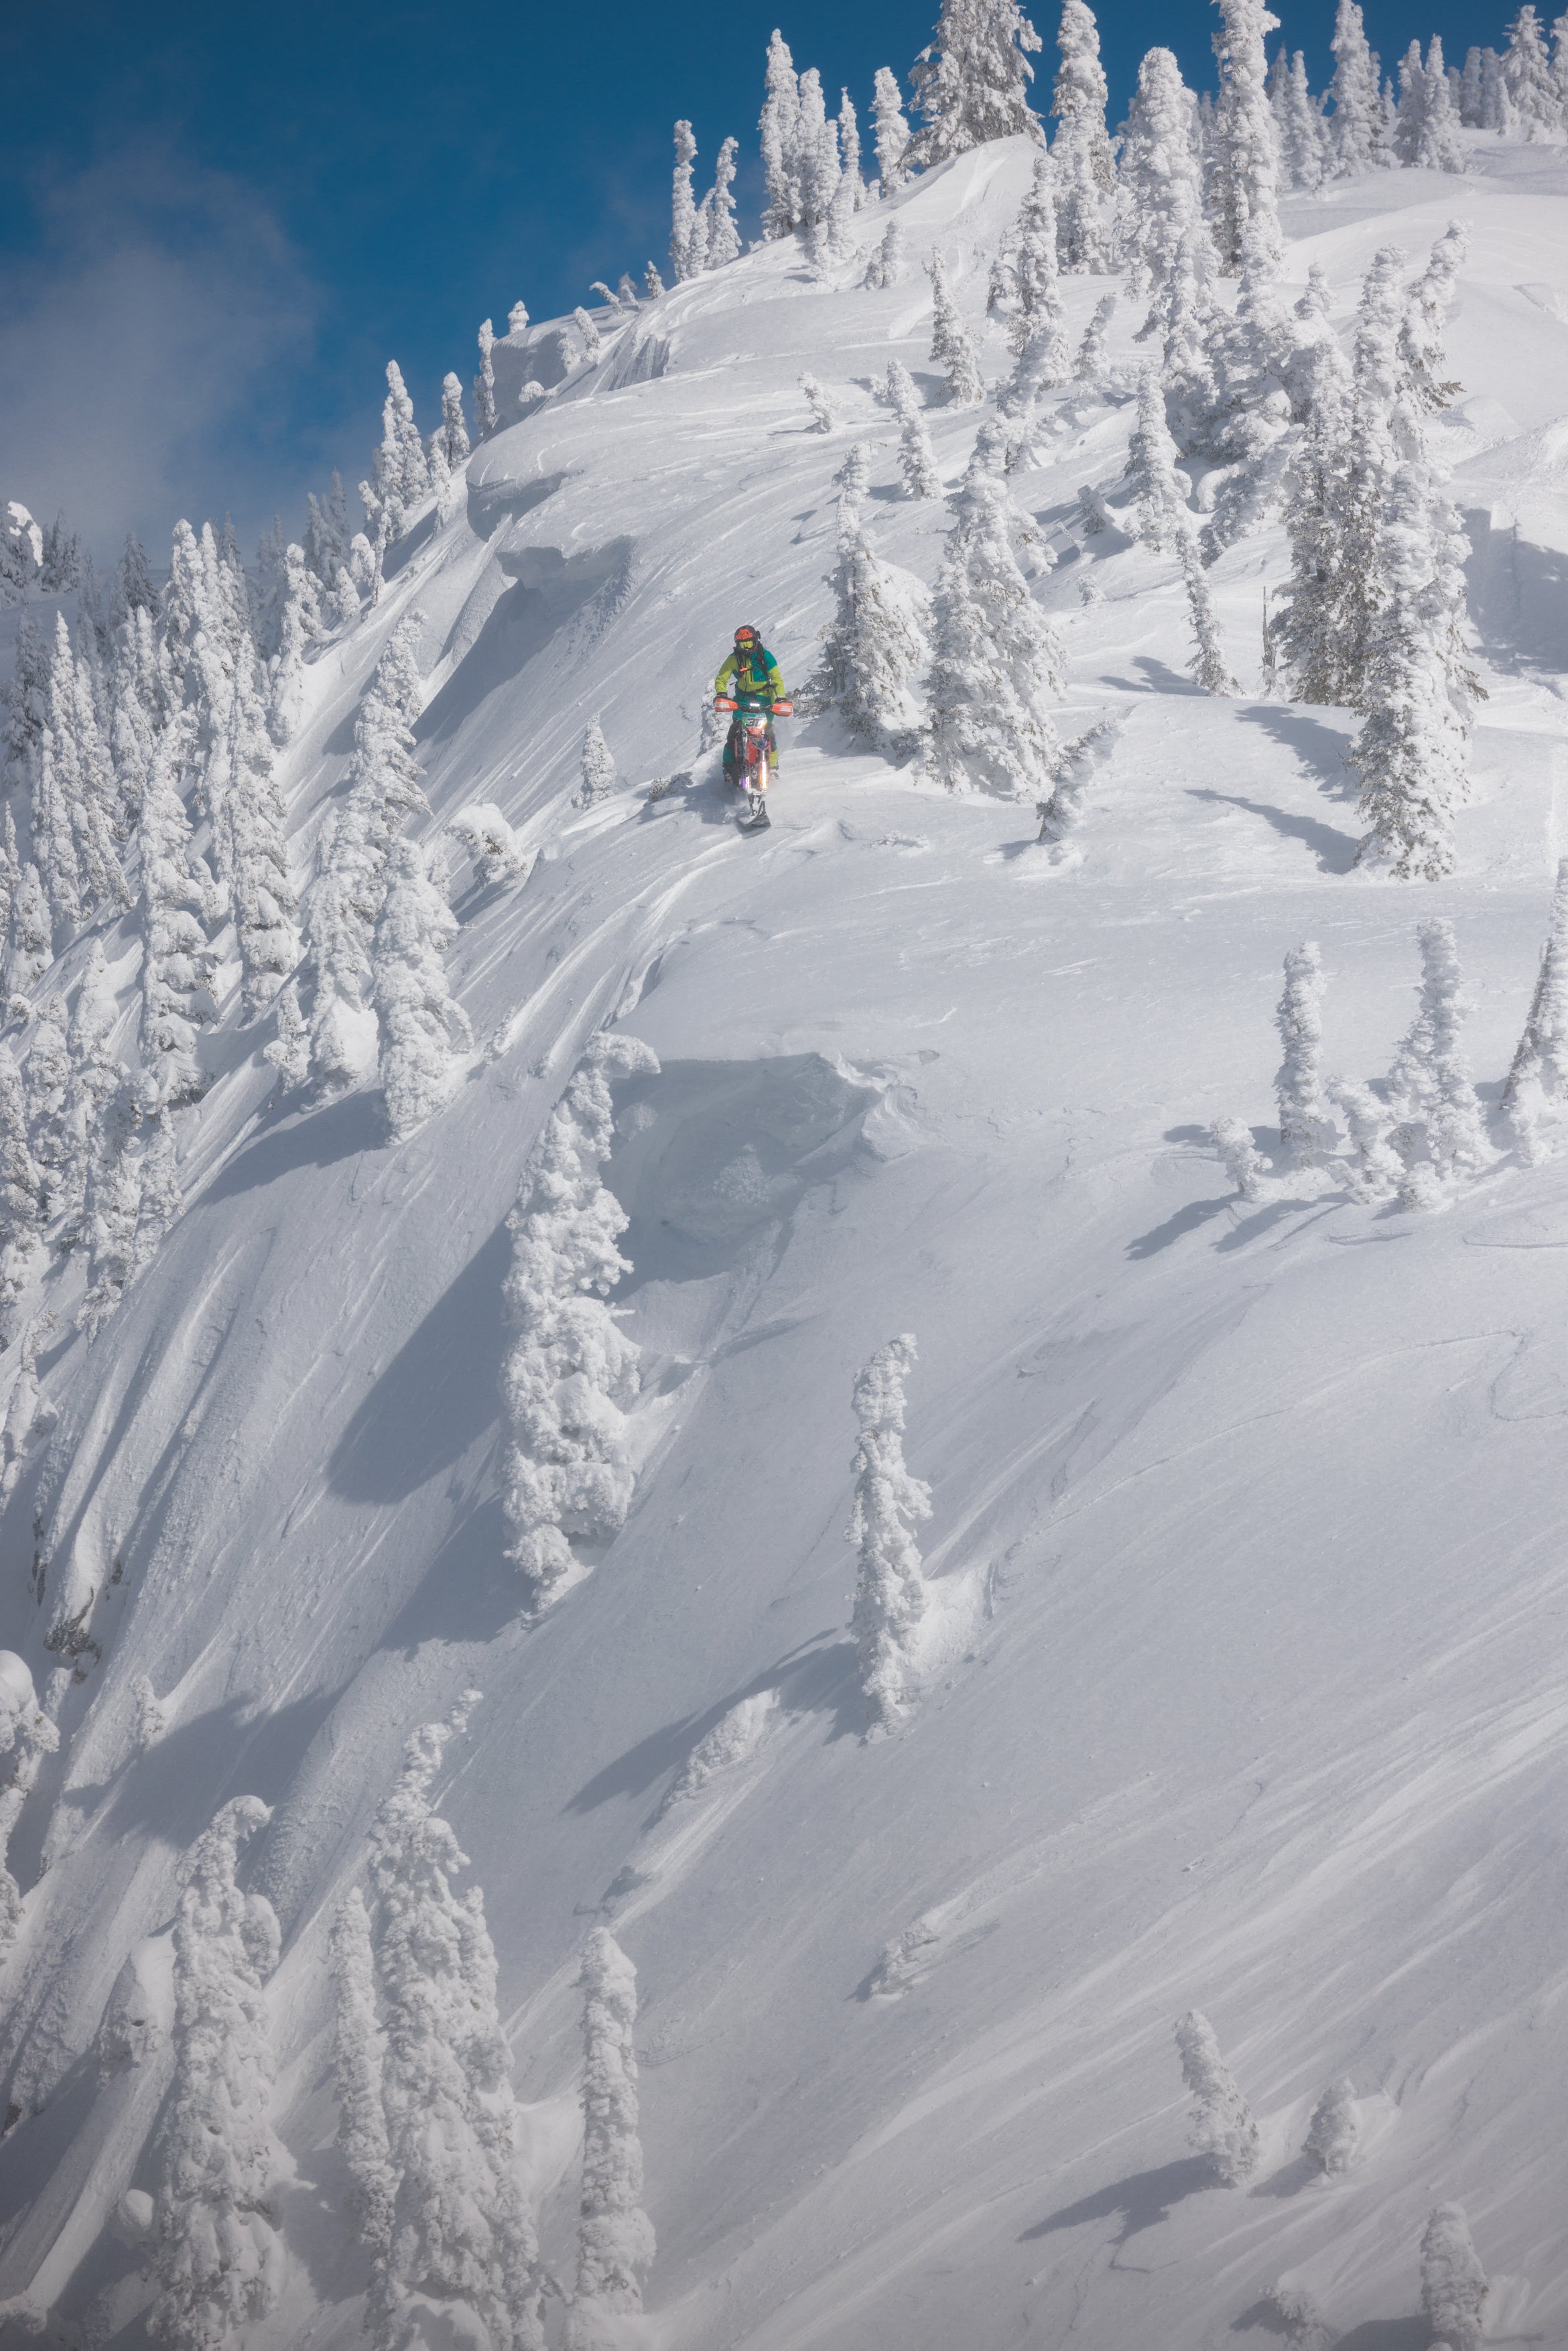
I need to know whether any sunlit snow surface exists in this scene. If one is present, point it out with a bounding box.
[2,131,1568,2350]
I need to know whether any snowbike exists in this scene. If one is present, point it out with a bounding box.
[714,694,793,831]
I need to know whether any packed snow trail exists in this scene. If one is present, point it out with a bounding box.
[1,137,1567,2350]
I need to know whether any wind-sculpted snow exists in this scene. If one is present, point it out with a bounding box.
[3,132,1568,2351]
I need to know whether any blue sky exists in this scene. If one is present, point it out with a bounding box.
[0,0,1508,566]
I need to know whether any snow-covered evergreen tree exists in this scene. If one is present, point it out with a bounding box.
[0,1046,44,1343]
[838,90,866,206]
[1120,49,1207,314]
[304,615,429,1092]
[797,68,841,241]
[578,720,618,805]
[0,1660,58,1945]
[43,612,129,921]
[846,1334,932,1734]
[566,1928,655,2351]
[761,29,804,238]
[107,604,166,823]
[702,136,742,267]
[138,719,218,1109]
[1126,371,1238,692]
[1382,918,1489,1201]
[304,472,352,588]
[499,1031,661,1605]
[1504,4,1561,134]
[1211,0,1285,273]
[800,372,838,432]
[1174,2010,1260,2183]
[908,0,1045,166]
[1349,458,1472,879]
[1460,44,1486,122]
[669,120,701,281]
[1303,2077,1360,2173]
[1212,1115,1268,1199]
[1393,38,1431,162]
[373,837,473,1143]
[925,422,1065,795]
[1419,2205,1487,2351]
[872,66,913,190]
[1005,157,1070,358]
[864,218,905,289]
[1275,942,1334,1165]
[348,1695,545,2351]
[146,1796,283,2351]
[806,492,929,753]
[5,863,50,1011]
[474,318,499,440]
[1051,0,1116,271]
[884,361,942,495]
[435,373,471,470]
[1073,292,1117,378]
[360,361,430,582]
[927,251,986,404]
[1327,0,1384,175]
[267,542,322,746]
[1504,859,1568,1161]
[1329,1076,1404,1202]
[1274,50,1328,189]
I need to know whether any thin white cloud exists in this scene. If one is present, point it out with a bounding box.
[0,143,325,564]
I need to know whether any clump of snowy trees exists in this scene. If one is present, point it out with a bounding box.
[848,1334,933,1734]
[497,1031,661,1608]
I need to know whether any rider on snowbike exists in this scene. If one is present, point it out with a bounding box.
[714,625,787,785]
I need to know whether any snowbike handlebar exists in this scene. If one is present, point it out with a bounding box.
[713,696,793,714]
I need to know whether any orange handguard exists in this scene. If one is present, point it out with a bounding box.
[771,699,794,715]
[714,695,738,710]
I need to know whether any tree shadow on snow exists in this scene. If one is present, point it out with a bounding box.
[1127,1196,1232,1257]
[563,1631,860,1817]
[200,1090,385,1204]
[1236,700,1357,798]
[1187,786,1359,873]
[1331,2321,1434,2350]
[1019,2156,1216,2245]
[1214,1197,1333,1251]
[1463,509,1568,677]
[1104,655,1207,696]
[66,1690,341,1856]
[374,1496,523,1655]
[1248,2151,1321,2200]
[326,1223,511,1504]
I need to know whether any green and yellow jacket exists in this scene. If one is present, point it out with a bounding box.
[715,643,785,702]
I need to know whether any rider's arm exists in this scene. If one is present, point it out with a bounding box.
[765,657,785,700]
[714,652,738,695]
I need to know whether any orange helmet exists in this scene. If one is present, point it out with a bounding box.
[734,624,761,645]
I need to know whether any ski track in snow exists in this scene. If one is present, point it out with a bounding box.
[1,130,1567,2351]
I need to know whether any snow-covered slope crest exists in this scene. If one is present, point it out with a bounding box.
[3,136,1568,2350]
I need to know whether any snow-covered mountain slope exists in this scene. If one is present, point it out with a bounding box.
[4,131,1568,2350]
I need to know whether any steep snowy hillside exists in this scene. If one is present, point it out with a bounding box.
[2,129,1568,2351]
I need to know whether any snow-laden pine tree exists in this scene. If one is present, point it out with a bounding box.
[1480,44,1518,132]
[1393,38,1431,161]
[1275,942,1334,1165]
[106,602,165,824]
[566,1929,655,2351]
[305,472,353,588]
[1413,39,1467,170]
[1303,2078,1360,2172]
[1074,292,1117,378]
[847,1334,933,1734]
[343,1696,545,2351]
[1459,44,1485,123]
[1212,1116,1268,1199]
[800,372,837,432]
[1051,0,1116,271]
[436,373,471,470]
[873,66,913,190]
[304,615,430,1091]
[499,1031,661,1605]
[1119,49,1207,314]
[1327,0,1384,175]
[1349,457,1472,879]
[474,318,499,439]
[1211,0,1285,273]
[1504,4,1561,134]
[361,361,431,583]
[1174,2011,1260,2183]
[702,136,742,267]
[1274,51,1328,189]
[43,613,130,922]
[1383,919,1489,1202]
[927,251,986,405]
[884,361,942,495]
[267,542,322,745]
[797,69,842,243]
[0,1661,58,1945]
[76,1067,159,1338]
[5,865,50,1015]
[761,29,804,238]
[806,491,929,754]
[1419,2205,1487,2351]
[53,940,121,1253]
[864,218,905,288]
[1504,859,1568,1161]
[1126,372,1238,693]
[578,720,618,804]
[138,720,218,1110]
[925,422,1065,796]
[373,837,473,1144]
[0,1046,44,1344]
[838,90,866,206]
[908,0,1045,166]
[1329,1076,1404,1202]
[669,121,701,281]
[146,1797,283,2351]
[1005,157,1070,358]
